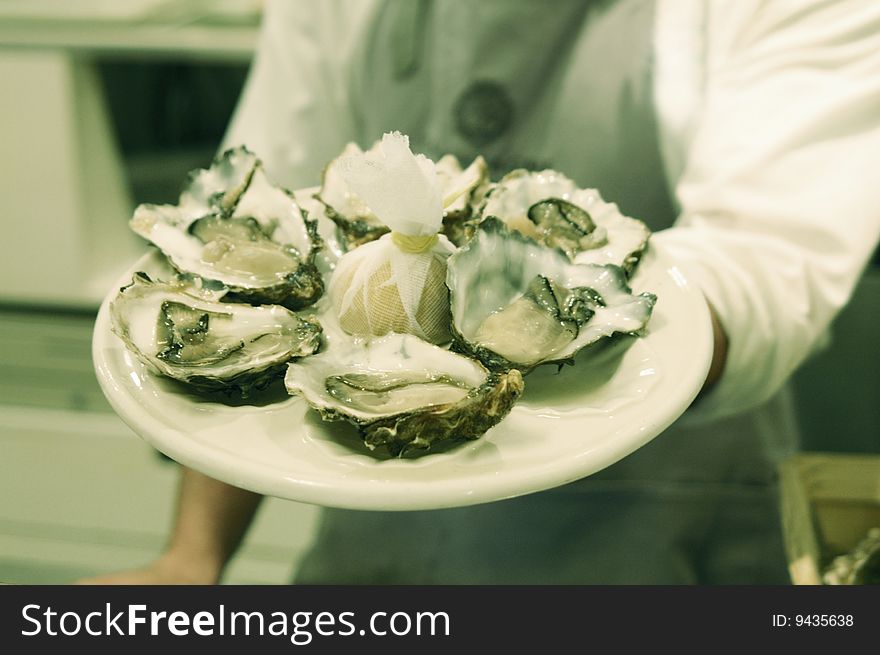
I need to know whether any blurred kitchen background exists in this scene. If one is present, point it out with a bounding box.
[0,0,320,585]
[0,0,877,584]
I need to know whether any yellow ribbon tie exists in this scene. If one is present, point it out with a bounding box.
[391,232,439,254]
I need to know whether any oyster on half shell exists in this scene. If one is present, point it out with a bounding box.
[314,143,389,250]
[435,153,490,247]
[447,218,656,373]
[130,147,324,308]
[481,169,651,275]
[316,141,488,251]
[285,333,523,456]
[111,272,323,397]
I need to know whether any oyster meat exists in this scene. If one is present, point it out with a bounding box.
[111,272,323,396]
[481,169,651,275]
[285,333,524,455]
[130,147,324,308]
[447,218,656,372]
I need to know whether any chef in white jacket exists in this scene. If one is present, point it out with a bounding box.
[85,0,880,584]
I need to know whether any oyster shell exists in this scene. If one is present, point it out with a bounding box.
[316,141,488,250]
[130,147,324,308]
[447,218,656,372]
[315,142,390,250]
[111,272,322,397]
[435,153,490,247]
[481,169,651,275]
[285,333,524,455]
[179,145,258,216]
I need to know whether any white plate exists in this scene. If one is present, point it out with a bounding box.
[92,243,712,510]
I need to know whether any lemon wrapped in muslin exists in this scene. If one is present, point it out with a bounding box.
[329,132,460,344]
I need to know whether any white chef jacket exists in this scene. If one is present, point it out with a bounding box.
[223,0,880,583]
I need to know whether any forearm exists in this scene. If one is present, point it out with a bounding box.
[162,466,264,583]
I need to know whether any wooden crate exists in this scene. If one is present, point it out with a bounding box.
[779,453,880,584]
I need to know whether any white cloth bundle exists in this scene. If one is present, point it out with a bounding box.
[329,132,456,344]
